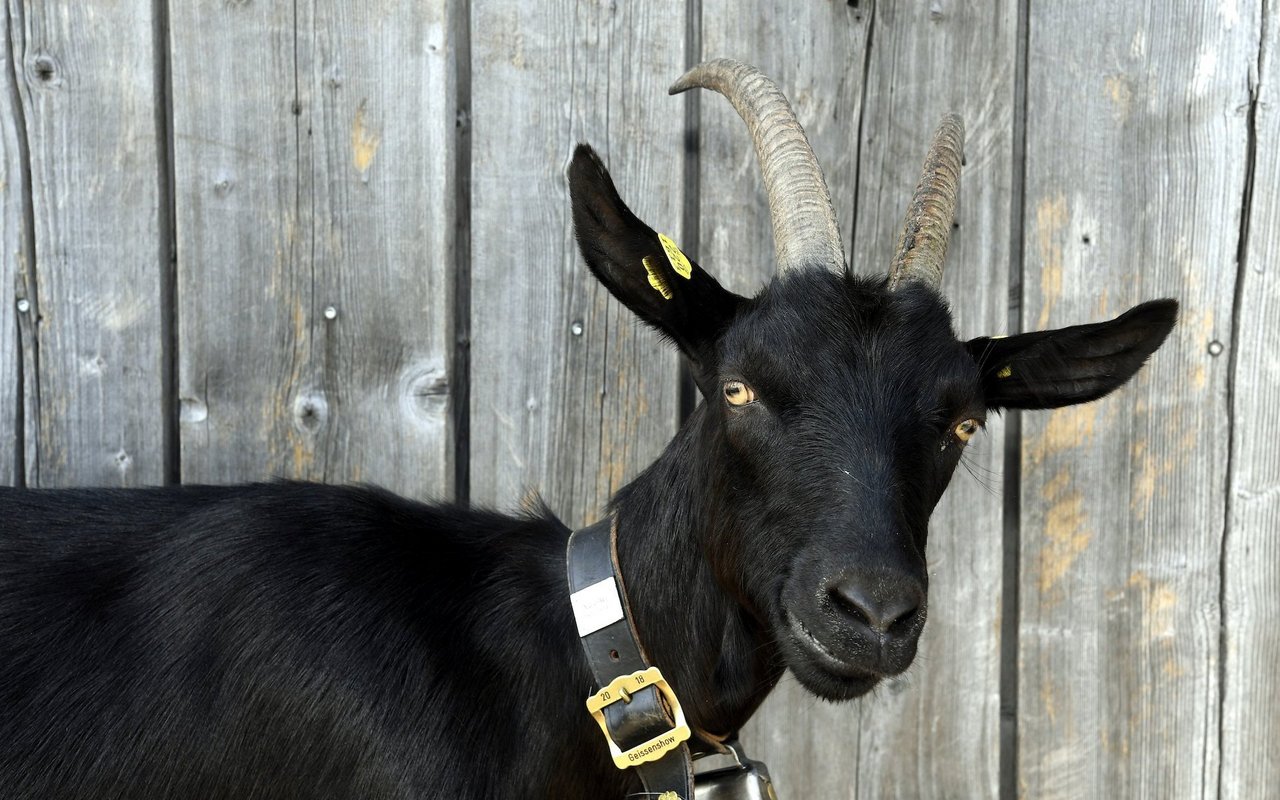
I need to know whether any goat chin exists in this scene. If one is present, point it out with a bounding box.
[784,645,884,702]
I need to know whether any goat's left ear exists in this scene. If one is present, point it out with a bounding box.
[966,299,1178,410]
[568,144,744,361]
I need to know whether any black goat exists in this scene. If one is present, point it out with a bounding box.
[0,60,1175,799]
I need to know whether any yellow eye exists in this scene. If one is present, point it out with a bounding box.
[954,418,981,443]
[723,380,756,407]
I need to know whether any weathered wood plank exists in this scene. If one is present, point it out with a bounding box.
[467,1,685,523]
[845,2,1016,797]
[8,0,165,486]
[697,5,870,794]
[0,0,24,487]
[1018,3,1251,796]
[173,0,457,497]
[1222,2,1279,795]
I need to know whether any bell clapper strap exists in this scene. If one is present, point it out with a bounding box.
[567,518,695,799]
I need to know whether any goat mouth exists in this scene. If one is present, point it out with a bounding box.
[778,611,880,696]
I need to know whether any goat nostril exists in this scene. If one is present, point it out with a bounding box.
[830,579,921,635]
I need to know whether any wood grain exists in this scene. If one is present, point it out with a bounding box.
[1018,3,1252,796]
[172,0,457,497]
[7,0,165,486]
[0,0,24,487]
[1222,1,1279,795]
[467,0,686,524]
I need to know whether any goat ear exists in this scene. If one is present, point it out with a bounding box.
[966,299,1178,411]
[568,144,743,359]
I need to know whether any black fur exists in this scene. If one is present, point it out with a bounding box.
[0,145,1177,798]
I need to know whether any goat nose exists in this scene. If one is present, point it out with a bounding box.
[829,577,923,635]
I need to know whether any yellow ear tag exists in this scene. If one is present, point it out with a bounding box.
[642,255,674,300]
[996,365,1013,379]
[657,233,693,279]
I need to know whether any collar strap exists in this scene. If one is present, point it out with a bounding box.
[567,518,694,799]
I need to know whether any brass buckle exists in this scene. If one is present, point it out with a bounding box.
[585,666,691,770]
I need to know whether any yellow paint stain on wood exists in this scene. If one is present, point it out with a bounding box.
[607,450,627,495]
[1100,727,1131,757]
[1127,570,1178,640]
[352,101,381,173]
[1100,728,1132,758]
[1178,428,1196,453]
[291,436,312,476]
[1191,362,1207,390]
[1035,194,1068,329]
[1038,467,1092,593]
[1129,445,1176,520]
[1028,404,1098,467]
[1131,451,1157,517]
[1042,678,1056,724]
[1039,494,1091,593]
[1040,466,1073,499]
[282,301,315,478]
[292,300,306,343]
[1104,75,1134,122]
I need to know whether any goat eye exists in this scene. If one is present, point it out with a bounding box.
[954,418,981,443]
[723,380,756,407]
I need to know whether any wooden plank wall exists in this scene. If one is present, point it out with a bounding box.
[171,0,459,497]
[6,0,166,487]
[2,1,1278,797]
[0,0,23,488]
[1019,3,1254,796]
[468,0,684,524]
[1223,4,1278,796]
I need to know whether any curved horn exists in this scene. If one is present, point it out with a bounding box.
[670,58,845,274]
[887,114,965,291]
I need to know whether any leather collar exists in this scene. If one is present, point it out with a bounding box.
[566,517,696,799]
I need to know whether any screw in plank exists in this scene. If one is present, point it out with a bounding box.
[323,305,338,320]
[16,298,30,313]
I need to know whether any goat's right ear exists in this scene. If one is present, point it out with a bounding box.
[965,299,1178,411]
[568,144,744,361]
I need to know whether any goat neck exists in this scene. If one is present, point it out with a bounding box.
[605,402,783,738]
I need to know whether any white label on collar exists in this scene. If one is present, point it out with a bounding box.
[570,577,625,637]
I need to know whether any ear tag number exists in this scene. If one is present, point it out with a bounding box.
[657,233,693,279]
[642,256,674,300]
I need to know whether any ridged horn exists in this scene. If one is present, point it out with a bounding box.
[670,58,845,274]
[887,114,965,291]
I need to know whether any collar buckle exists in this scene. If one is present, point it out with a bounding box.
[585,666,691,769]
